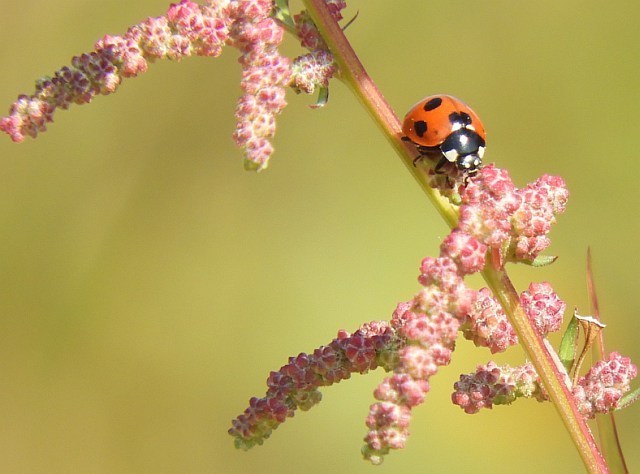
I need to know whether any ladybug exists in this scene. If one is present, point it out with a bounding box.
[402,95,486,179]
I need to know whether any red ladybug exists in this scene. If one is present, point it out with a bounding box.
[402,95,486,178]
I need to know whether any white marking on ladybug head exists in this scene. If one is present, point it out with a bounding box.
[443,148,458,163]
[478,146,485,158]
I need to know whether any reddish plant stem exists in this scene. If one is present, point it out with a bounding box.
[302,1,609,472]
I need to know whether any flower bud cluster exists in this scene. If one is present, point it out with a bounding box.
[229,1,291,170]
[458,165,569,264]
[289,1,345,97]
[460,287,518,354]
[572,352,638,418]
[451,361,547,414]
[460,281,565,353]
[520,281,565,336]
[291,51,336,95]
[229,320,400,450]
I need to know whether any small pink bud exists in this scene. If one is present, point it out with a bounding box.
[520,282,566,336]
[440,230,488,275]
[461,288,518,353]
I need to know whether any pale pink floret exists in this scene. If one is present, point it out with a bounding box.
[374,373,429,407]
[460,288,518,353]
[230,14,291,170]
[573,352,637,418]
[398,306,460,349]
[295,11,326,50]
[228,0,274,20]
[167,1,230,57]
[94,34,148,78]
[363,402,411,464]
[520,281,566,336]
[418,256,461,291]
[440,229,487,275]
[291,50,336,94]
[459,165,518,251]
[0,96,55,142]
[398,345,440,380]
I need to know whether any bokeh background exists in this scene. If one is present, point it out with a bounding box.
[1,1,639,472]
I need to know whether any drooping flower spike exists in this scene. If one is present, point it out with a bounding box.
[1,0,345,170]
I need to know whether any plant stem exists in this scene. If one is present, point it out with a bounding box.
[302,1,610,472]
[482,261,608,473]
[299,3,458,228]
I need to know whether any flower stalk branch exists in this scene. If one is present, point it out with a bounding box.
[303,0,608,471]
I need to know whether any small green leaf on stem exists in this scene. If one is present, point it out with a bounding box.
[525,254,558,267]
[617,386,640,411]
[274,0,296,30]
[310,86,329,108]
[559,313,580,373]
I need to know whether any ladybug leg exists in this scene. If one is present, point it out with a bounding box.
[412,145,442,168]
[434,156,449,174]
[400,136,422,167]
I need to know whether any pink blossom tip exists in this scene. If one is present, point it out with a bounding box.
[452,362,546,414]
[573,352,638,418]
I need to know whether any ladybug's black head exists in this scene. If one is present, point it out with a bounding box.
[456,154,482,177]
[440,128,486,177]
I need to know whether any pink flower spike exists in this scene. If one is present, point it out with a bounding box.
[1,1,236,143]
[229,318,402,450]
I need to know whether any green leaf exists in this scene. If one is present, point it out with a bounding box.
[273,0,295,29]
[310,86,329,109]
[558,314,579,373]
[617,386,640,411]
[524,254,558,267]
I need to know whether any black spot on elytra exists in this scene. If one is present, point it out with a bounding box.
[448,111,472,126]
[423,97,442,111]
[414,120,427,137]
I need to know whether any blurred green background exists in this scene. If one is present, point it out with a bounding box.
[1,1,639,472]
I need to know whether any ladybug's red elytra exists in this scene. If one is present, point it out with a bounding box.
[402,94,486,179]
